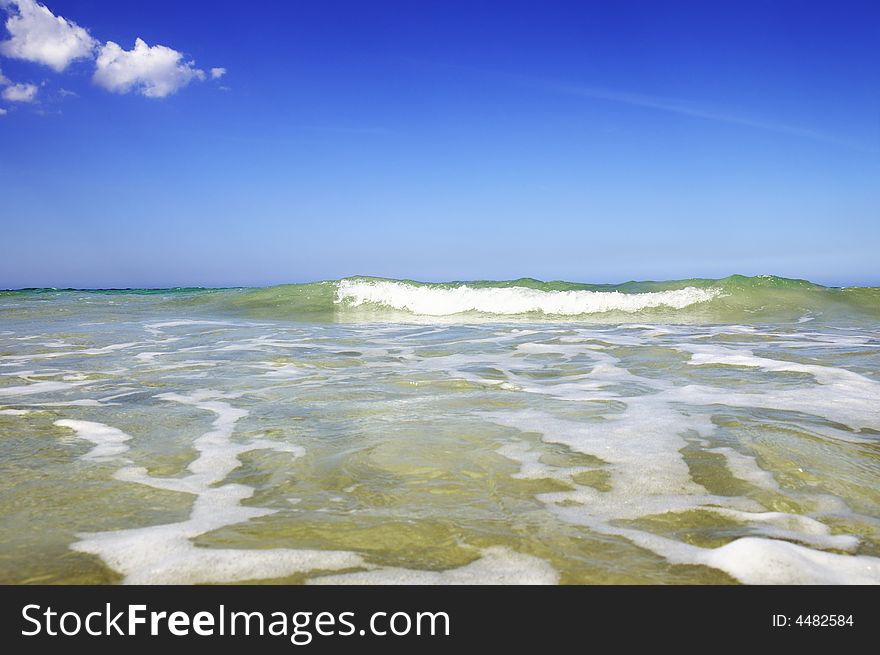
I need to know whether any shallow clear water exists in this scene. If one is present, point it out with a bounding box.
[0,281,879,584]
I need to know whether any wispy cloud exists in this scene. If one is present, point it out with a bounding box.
[416,61,871,152]
[547,81,868,151]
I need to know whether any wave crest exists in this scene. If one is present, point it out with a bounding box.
[335,279,722,316]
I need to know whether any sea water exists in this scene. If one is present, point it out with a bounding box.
[0,275,878,584]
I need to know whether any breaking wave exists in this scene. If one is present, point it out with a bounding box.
[335,278,721,316]
[4,275,878,323]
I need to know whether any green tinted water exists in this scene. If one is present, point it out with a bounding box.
[0,278,878,584]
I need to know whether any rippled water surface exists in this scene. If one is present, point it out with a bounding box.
[1,286,878,584]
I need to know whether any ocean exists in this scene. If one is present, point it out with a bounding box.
[0,275,878,584]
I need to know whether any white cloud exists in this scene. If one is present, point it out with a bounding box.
[0,2,215,106]
[93,38,205,98]
[2,80,36,101]
[0,107,7,114]
[0,0,97,72]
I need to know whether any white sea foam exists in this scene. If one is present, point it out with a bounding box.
[493,407,748,521]
[24,399,104,407]
[3,297,878,585]
[144,320,235,336]
[708,447,781,491]
[701,538,880,584]
[673,344,880,432]
[496,440,591,482]
[701,508,859,551]
[495,406,880,582]
[336,279,721,316]
[72,390,365,584]
[308,547,559,585]
[0,381,81,397]
[683,343,880,390]
[134,351,164,362]
[0,342,140,363]
[489,336,880,584]
[54,419,132,460]
[609,528,880,584]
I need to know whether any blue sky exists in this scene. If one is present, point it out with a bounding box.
[1,0,878,288]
